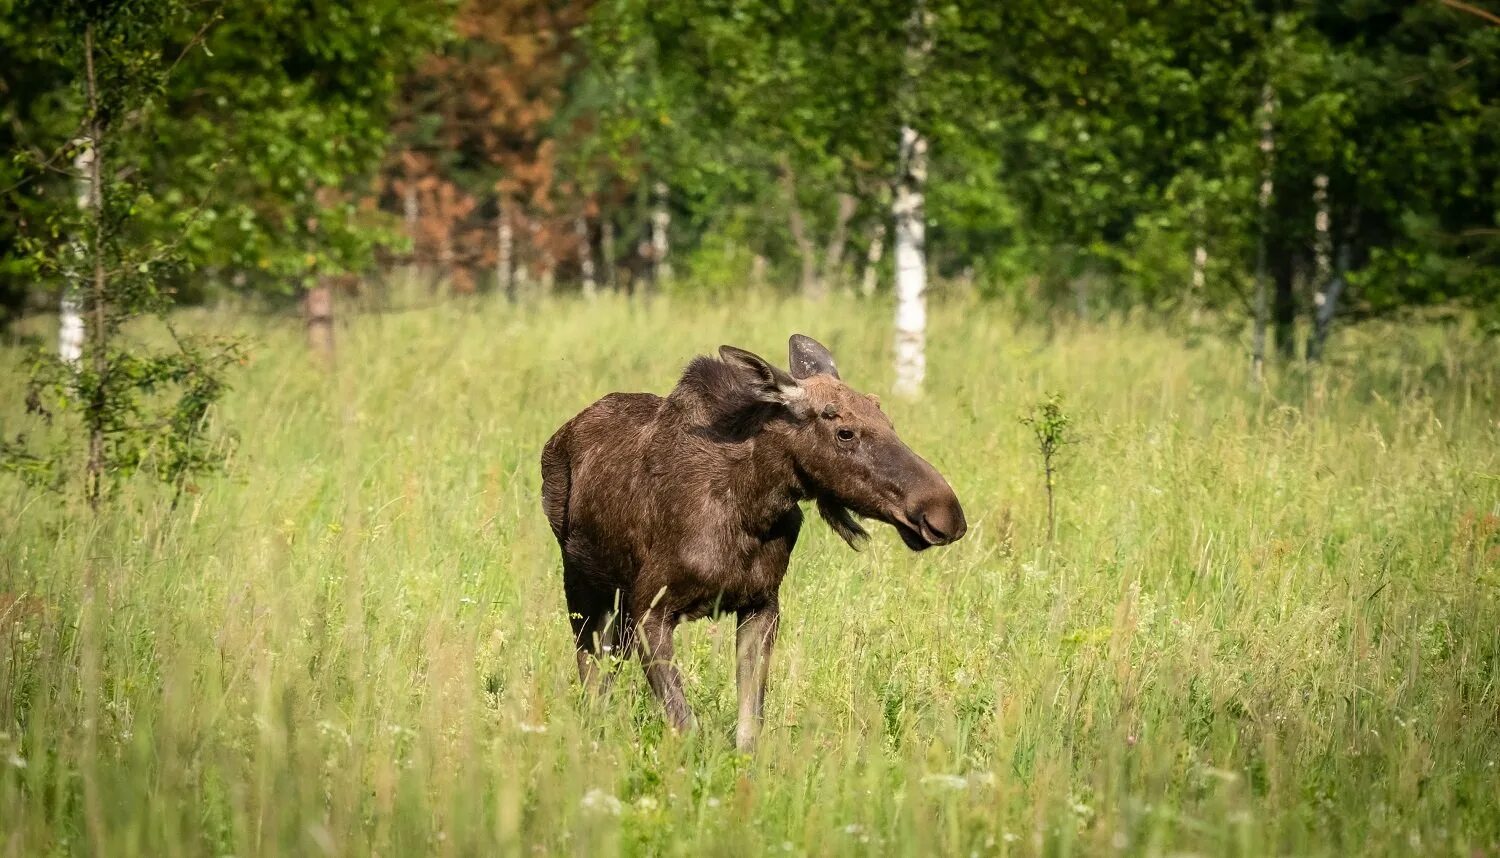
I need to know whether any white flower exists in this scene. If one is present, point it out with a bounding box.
[706,797,721,808]
[842,824,864,835]
[7,754,26,769]
[921,773,969,790]
[517,721,547,734]
[635,796,659,812]
[580,788,622,816]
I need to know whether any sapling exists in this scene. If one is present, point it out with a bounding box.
[1021,393,1076,543]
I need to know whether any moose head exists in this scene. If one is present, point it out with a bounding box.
[717,334,968,551]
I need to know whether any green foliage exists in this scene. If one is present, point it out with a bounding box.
[6,328,246,500]
[575,0,1497,324]
[0,1,249,507]
[1,0,451,506]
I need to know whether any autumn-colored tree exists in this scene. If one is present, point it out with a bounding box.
[387,0,606,295]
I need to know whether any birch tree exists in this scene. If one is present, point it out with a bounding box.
[577,214,598,298]
[1250,84,1276,386]
[651,180,672,287]
[58,142,90,366]
[893,3,932,398]
[861,222,886,297]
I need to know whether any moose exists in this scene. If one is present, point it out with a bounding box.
[540,334,966,750]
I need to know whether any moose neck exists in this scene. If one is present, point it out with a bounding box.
[666,366,810,534]
[697,422,800,539]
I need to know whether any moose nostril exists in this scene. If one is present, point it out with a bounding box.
[921,511,950,541]
[917,500,967,545]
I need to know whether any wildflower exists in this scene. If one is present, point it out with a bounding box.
[580,788,623,816]
[921,773,969,791]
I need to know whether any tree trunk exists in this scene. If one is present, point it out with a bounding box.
[303,278,336,363]
[59,141,91,366]
[1188,244,1207,324]
[861,221,886,297]
[576,214,597,299]
[401,181,421,283]
[1250,84,1276,386]
[1272,246,1296,359]
[1308,242,1350,362]
[435,222,454,294]
[601,217,616,291]
[651,181,672,288]
[402,182,419,239]
[780,165,821,298]
[83,27,106,510]
[496,196,513,299]
[1312,174,1331,284]
[820,193,857,293]
[893,125,928,398]
[893,2,932,397]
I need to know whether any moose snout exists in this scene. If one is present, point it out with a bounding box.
[912,492,967,546]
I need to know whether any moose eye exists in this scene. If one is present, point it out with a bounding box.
[836,428,856,443]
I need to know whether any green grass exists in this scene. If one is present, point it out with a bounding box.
[3,293,1499,856]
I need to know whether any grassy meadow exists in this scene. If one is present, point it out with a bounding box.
[2,292,1499,856]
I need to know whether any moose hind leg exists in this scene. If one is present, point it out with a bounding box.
[566,575,624,697]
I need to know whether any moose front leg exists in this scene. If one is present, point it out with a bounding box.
[735,602,780,753]
[636,611,695,733]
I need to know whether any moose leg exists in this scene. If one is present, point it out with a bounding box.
[566,576,622,697]
[735,603,780,753]
[635,611,695,733]
[573,609,628,697]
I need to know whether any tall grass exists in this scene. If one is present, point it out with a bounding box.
[3,293,1498,856]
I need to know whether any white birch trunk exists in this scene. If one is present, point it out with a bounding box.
[1312,174,1331,283]
[1189,243,1207,324]
[861,221,886,297]
[59,142,92,365]
[892,125,928,398]
[496,197,513,299]
[651,181,672,286]
[576,215,597,299]
[535,221,555,296]
[1250,84,1276,386]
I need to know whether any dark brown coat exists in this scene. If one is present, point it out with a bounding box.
[540,335,965,749]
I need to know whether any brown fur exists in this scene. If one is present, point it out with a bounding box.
[540,334,966,749]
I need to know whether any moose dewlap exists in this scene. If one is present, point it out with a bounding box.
[540,334,966,751]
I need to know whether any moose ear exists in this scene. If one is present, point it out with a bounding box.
[788,334,840,380]
[719,345,808,412]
